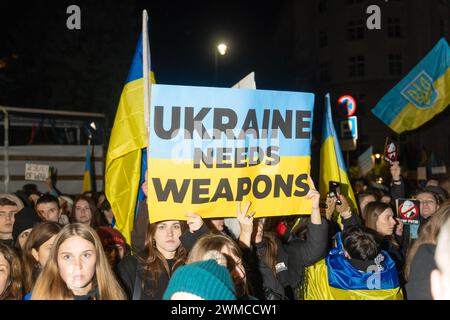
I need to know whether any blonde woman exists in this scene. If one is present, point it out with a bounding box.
[31,223,125,300]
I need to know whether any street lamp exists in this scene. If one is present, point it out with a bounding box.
[215,42,228,85]
[217,43,227,56]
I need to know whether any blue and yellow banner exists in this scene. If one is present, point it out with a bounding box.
[319,94,358,213]
[372,38,450,134]
[147,85,315,223]
[305,234,403,300]
[105,33,155,243]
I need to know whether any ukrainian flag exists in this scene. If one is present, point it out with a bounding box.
[319,94,358,214]
[372,38,450,134]
[105,29,155,243]
[304,233,404,300]
[82,143,93,193]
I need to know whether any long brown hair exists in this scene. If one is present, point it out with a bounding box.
[364,202,392,232]
[0,243,23,300]
[31,223,125,300]
[70,195,107,229]
[364,201,399,247]
[140,220,188,298]
[404,201,450,280]
[257,217,280,275]
[22,222,63,292]
[260,232,278,275]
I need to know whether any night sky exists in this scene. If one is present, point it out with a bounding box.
[0,0,295,115]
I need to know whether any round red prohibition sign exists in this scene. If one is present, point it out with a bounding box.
[398,201,419,220]
[337,95,357,117]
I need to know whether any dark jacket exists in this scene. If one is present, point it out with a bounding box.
[253,237,291,300]
[341,213,362,231]
[405,244,436,300]
[380,236,405,282]
[390,177,406,201]
[117,203,209,300]
[130,201,150,256]
[73,287,100,300]
[116,254,172,300]
[326,213,362,249]
[284,219,329,290]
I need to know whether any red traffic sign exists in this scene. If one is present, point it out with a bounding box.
[337,95,357,117]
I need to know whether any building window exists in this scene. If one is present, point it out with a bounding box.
[348,20,365,41]
[319,29,328,48]
[320,62,331,83]
[349,56,365,77]
[318,0,327,13]
[389,54,403,75]
[388,18,402,38]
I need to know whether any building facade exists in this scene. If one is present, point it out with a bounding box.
[288,0,450,169]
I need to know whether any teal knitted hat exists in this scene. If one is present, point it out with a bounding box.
[163,258,236,300]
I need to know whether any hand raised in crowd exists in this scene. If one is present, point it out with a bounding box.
[395,218,404,237]
[390,161,401,182]
[322,193,337,220]
[237,201,255,248]
[336,194,352,220]
[142,170,148,197]
[45,177,53,190]
[185,213,204,233]
[306,176,322,225]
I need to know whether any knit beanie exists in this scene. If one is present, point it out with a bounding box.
[12,207,42,242]
[163,258,236,300]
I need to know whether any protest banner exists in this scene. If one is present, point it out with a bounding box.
[417,166,427,181]
[358,146,375,177]
[396,199,420,225]
[147,84,315,223]
[383,138,399,164]
[25,163,49,181]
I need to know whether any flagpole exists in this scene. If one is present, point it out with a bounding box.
[326,93,342,185]
[142,10,151,141]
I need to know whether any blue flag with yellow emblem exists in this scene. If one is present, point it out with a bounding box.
[372,38,450,134]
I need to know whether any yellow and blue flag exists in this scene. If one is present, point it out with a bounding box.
[319,94,358,214]
[372,38,450,134]
[82,143,93,193]
[105,30,155,243]
[305,233,403,300]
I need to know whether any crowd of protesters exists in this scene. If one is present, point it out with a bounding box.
[1,161,450,300]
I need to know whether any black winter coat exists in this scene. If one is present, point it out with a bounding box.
[117,200,209,300]
[405,244,436,300]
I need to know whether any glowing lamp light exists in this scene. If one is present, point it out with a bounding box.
[217,43,228,56]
